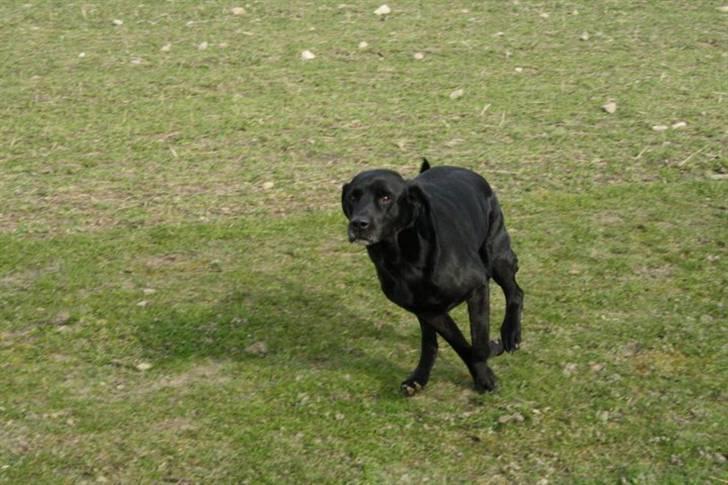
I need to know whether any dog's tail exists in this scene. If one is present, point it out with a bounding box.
[419,157,431,173]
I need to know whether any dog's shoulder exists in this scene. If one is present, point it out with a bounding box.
[414,166,492,197]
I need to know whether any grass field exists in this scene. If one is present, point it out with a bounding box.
[1,1,727,482]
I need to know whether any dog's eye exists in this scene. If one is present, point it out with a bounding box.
[379,195,392,204]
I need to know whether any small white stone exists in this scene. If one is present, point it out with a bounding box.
[449,88,464,99]
[358,41,369,49]
[112,19,124,26]
[413,52,424,60]
[78,52,86,58]
[671,121,687,129]
[198,41,208,50]
[301,50,316,60]
[652,125,669,132]
[160,43,172,52]
[374,4,391,16]
[231,7,246,16]
[136,362,152,371]
[602,101,617,114]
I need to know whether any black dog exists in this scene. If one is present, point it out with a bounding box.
[341,160,523,394]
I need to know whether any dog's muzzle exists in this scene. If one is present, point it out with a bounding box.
[348,217,374,245]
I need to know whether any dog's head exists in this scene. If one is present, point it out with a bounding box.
[341,169,426,246]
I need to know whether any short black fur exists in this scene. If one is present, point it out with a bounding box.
[341,163,523,395]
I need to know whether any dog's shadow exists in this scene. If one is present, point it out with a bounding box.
[134,271,416,394]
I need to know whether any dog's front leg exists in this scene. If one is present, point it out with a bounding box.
[401,318,438,396]
[417,312,494,393]
[467,283,497,392]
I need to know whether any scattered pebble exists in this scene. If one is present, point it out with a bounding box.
[198,41,208,50]
[514,67,523,73]
[358,41,369,50]
[78,52,86,58]
[130,57,143,65]
[671,121,687,129]
[413,52,424,60]
[136,300,148,307]
[51,311,72,326]
[590,362,605,372]
[136,362,153,371]
[142,288,156,295]
[539,12,550,19]
[498,412,525,424]
[160,43,172,52]
[580,31,590,41]
[301,49,316,61]
[112,19,123,26]
[602,101,617,114]
[245,341,268,356]
[707,173,728,180]
[449,88,464,99]
[231,7,246,16]
[719,6,728,13]
[374,4,391,16]
[622,341,641,357]
[262,181,275,190]
[563,363,578,376]
[652,125,669,132]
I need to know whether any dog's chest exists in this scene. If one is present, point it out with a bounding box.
[376,263,430,308]
[374,262,460,312]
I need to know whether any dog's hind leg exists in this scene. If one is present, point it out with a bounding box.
[466,284,498,392]
[492,252,523,352]
[401,319,438,396]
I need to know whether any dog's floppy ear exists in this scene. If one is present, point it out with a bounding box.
[402,182,430,222]
[419,158,431,173]
[341,182,351,218]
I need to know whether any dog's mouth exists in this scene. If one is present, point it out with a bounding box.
[348,227,375,246]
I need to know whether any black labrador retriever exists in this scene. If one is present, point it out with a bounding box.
[341,160,523,395]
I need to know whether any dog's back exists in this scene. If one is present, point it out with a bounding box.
[413,166,501,257]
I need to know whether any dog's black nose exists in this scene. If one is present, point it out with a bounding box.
[351,217,370,230]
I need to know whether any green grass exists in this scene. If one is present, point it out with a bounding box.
[1,1,726,482]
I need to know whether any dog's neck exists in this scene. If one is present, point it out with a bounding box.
[368,211,434,268]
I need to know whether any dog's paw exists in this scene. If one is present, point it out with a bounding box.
[400,377,427,397]
[489,339,505,357]
[472,363,497,393]
[501,322,521,353]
